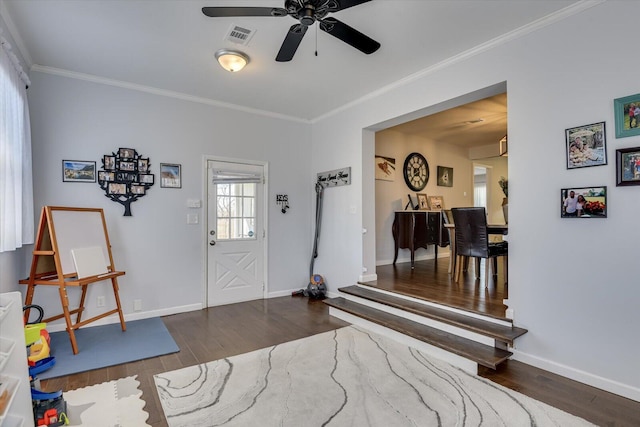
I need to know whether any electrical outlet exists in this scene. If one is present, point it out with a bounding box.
[133,299,142,312]
[97,296,106,307]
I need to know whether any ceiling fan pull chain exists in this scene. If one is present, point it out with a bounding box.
[315,24,318,56]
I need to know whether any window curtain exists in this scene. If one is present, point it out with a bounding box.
[0,29,34,252]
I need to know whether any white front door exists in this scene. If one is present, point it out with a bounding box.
[206,160,266,306]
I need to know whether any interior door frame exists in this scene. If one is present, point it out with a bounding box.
[202,155,269,308]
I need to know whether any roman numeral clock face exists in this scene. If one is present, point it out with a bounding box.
[403,152,429,191]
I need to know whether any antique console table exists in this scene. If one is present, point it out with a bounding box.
[392,210,449,269]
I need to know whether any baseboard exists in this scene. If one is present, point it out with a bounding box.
[376,251,451,267]
[512,349,640,402]
[268,288,308,298]
[45,303,203,333]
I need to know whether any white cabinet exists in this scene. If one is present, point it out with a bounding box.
[0,292,34,427]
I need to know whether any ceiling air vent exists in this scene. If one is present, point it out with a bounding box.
[224,24,256,46]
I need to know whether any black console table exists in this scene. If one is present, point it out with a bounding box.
[392,210,449,269]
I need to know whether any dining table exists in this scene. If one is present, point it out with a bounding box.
[444,223,508,274]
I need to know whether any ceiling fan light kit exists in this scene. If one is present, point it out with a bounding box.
[202,0,380,62]
[215,49,250,72]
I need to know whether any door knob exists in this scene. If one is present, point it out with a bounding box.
[209,240,216,246]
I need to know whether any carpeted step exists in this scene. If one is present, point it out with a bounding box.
[338,285,527,346]
[324,297,512,370]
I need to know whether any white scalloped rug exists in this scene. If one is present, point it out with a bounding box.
[63,376,150,426]
[155,326,596,427]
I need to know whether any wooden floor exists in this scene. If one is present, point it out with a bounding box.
[39,264,640,426]
[369,256,509,319]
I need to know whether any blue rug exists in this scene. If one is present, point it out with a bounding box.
[37,317,179,380]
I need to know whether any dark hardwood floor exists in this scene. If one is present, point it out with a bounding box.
[368,256,509,319]
[39,259,640,426]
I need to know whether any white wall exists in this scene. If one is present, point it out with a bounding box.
[8,71,313,323]
[311,2,639,401]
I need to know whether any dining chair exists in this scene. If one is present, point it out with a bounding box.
[451,207,508,287]
[442,209,456,274]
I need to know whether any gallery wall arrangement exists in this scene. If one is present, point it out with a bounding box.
[560,92,640,219]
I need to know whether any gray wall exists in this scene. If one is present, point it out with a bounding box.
[2,71,313,322]
[311,1,640,401]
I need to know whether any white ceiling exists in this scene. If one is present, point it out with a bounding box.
[2,0,577,132]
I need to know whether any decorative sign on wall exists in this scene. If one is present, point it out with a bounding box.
[97,148,154,216]
[317,167,350,188]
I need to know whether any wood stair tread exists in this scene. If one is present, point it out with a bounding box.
[325,297,512,370]
[339,285,527,346]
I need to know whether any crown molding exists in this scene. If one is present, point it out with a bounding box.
[311,0,606,124]
[29,64,310,124]
[0,0,33,67]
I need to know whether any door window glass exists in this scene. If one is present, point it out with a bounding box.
[216,183,257,240]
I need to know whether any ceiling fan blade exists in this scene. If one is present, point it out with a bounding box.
[202,7,288,18]
[334,0,373,12]
[276,24,308,62]
[319,18,380,54]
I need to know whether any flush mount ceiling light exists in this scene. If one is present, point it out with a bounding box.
[215,49,249,72]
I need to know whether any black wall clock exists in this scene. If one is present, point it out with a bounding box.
[403,152,429,191]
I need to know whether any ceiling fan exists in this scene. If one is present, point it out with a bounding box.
[202,0,380,62]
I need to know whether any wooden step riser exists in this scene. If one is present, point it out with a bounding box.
[340,292,496,347]
[328,307,479,374]
[353,284,513,328]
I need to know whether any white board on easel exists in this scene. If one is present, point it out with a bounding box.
[71,246,109,279]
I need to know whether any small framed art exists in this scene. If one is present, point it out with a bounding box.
[614,93,640,138]
[416,193,429,210]
[428,195,444,210]
[560,186,606,218]
[160,163,181,188]
[437,166,453,187]
[565,122,607,169]
[62,160,96,183]
[616,146,640,186]
[374,155,395,181]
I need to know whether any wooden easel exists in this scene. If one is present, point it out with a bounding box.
[20,206,126,354]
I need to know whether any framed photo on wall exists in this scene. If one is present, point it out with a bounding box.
[614,93,640,138]
[62,160,96,183]
[616,146,640,186]
[437,166,453,187]
[560,186,606,218]
[160,163,181,188]
[565,122,607,169]
[374,155,395,181]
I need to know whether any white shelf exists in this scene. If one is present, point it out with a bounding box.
[0,292,34,427]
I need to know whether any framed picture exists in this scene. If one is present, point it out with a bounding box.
[108,182,127,195]
[119,161,136,172]
[118,148,135,159]
[561,186,607,218]
[428,195,444,210]
[137,158,149,172]
[614,93,640,138]
[616,146,640,186]
[160,163,181,188]
[416,193,429,210]
[374,155,395,181]
[116,172,137,182]
[437,166,453,187]
[98,171,115,182]
[62,160,96,183]
[103,155,116,170]
[565,122,607,169]
[130,185,146,195]
[138,174,154,184]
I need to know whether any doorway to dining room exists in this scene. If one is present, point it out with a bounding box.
[369,85,508,317]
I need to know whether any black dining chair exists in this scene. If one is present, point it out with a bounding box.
[451,207,508,287]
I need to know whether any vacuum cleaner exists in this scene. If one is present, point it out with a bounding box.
[293,182,327,300]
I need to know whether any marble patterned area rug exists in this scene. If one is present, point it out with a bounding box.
[63,375,150,426]
[154,326,595,427]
